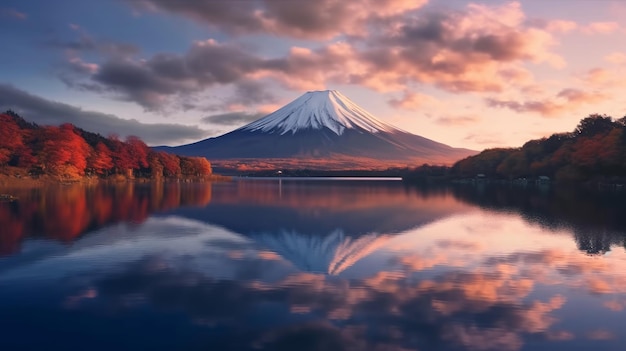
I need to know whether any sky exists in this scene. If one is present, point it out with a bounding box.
[1,0,626,148]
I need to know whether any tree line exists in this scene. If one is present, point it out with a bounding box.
[0,111,212,180]
[406,114,626,183]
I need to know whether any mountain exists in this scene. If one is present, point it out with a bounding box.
[158,90,476,170]
[252,229,391,275]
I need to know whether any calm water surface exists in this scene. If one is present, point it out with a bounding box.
[1,180,626,350]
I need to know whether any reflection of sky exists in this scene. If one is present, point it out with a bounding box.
[2,204,626,350]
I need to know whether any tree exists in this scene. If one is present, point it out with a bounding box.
[575,114,615,137]
[108,135,133,176]
[0,114,24,165]
[158,152,181,178]
[126,136,149,171]
[148,152,164,179]
[40,124,90,178]
[89,142,114,176]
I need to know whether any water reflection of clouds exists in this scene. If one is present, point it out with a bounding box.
[3,182,626,350]
[81,254,572,351]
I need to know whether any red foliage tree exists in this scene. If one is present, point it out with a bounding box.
[0,114,24,165]
[126,136,149,170]
[158,152,181,178]
[108,135,133,175]
[40,124,90,177]
[89,142,114,175]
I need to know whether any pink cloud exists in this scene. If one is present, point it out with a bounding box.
[605,52,626,65]
[586,329,615,340]
[436,115,481,126]
[68,2,569,112]
[487,89,608,117]
[581,22,620,35]
[388,91,437,110]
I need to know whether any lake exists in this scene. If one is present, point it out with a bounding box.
[1,179,626,351]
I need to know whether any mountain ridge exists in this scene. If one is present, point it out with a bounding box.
[158,90,477,170]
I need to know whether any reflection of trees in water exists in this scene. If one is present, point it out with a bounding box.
[0,183,213,255]
[448,184,626,255]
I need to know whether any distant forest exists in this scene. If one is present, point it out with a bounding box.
[407,114,626,183]
[0,111,213,180]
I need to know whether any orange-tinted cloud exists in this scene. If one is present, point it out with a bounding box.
[388,91,438,110]
[486,88,608,117]
[436,115,481,126]
[69,2,566,111]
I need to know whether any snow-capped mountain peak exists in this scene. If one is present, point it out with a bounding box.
[239,90,399,136]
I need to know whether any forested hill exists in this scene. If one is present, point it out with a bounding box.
[0,111,213,180]
[452,114,626,182]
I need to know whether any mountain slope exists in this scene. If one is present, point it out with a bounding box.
[159,90,476,168]
[253,229,391,275]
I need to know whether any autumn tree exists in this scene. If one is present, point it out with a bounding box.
[108,135,133,176]
[158,152,181,178]
[40,124,90,178]
[148,152,164,179]
[89,142,114,176]
[126,136,149,172]
[0,114,24,166]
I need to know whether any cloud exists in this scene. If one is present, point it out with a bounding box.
[125,0,427,40]
[605,52,626,65]
[86,254,570,351]
[47,25,140,58]
[64,2,565,111]
[65,39,270,110]
[202,112,265,126]
[436,115,480,126]
[544,20,578,33]
[388,91,437,110]
[581,22,620,35]
[1,8,27,20]
[586,329,615,340]
[464,133,506,146]
[486,89,608,117]
[0,84,209,145]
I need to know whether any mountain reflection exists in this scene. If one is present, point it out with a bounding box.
[2,180,626,350]
[0,180,471,275]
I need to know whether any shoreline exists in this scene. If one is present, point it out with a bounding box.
[0,174,232,189]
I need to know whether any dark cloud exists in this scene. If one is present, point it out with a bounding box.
[67,40,269,111]
[46,24,140,58]
[125,0,426,40]
[202,112,265,126]
[61,3,563,110]
[233,79,277,105]
[0,84,209,145]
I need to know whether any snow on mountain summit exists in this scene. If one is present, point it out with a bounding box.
[240,90,398,136]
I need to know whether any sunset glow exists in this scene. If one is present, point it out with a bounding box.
[2,0,625,148]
